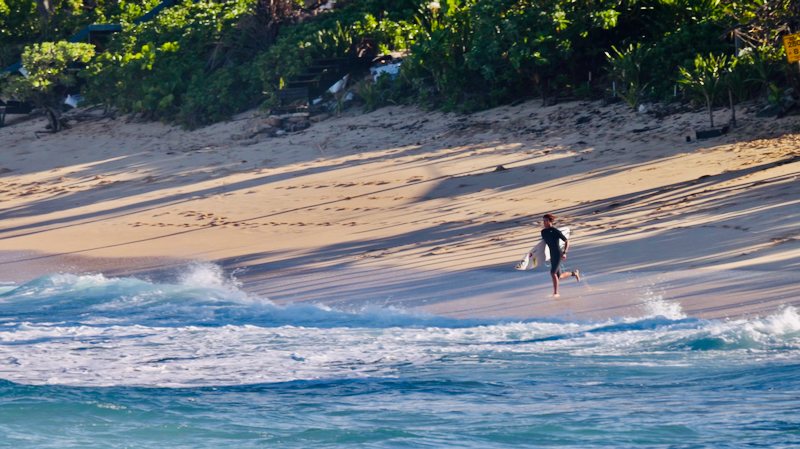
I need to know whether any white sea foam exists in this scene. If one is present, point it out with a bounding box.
[637,283,687,320]
[2,307,799,387]
[178,262,242,291]
[751,306,800,336]
[1,266,800,388]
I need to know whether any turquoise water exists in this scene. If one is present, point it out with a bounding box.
[1,265,799,447]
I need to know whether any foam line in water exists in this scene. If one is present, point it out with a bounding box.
[1,305,799,387]
[2,264,800,388]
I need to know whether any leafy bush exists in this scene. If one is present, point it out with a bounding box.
[252,8,418,108]
[0,0,37,44]
[179,63,263,128]
[0,0,160,47]
[645,21,731,100]
[397,0,631,111]
[81,0,254,125]
[355,78,380,112]
[77,0,419,127]
[605,44,652,110]
[0,41,95,130]
[678,53,731,127]
[737,45,787,99]
[5,0,793,128]
[354,71,400,111]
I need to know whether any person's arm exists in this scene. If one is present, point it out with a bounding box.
[556,229,569,259]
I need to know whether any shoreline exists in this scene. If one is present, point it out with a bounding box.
[3,249,798,322]
[2,99,799,321]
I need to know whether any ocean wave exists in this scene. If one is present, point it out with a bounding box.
[1,308,799,387]
[0,265,487,329]
[1,264,799,339]
[666,306,800,351]
[2,264,800,387]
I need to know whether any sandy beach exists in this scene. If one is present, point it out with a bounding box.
[2,100,799,320]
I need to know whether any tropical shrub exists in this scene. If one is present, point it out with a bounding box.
[645,21,732,101]
[77,0,418,127]
[678,53,731,127]
[0,41,95,131]
[0,0,160,47]
[5,0,797,128]
[252,8,418,109]
[397,0,645,111]
[739,45,787,99]
[80,0,254,125]
[605,44,652,110]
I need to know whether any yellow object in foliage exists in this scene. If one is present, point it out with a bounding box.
[783,33,800,63]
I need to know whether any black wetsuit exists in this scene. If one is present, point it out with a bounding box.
[541,227,567,275]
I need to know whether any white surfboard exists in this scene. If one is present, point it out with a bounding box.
[515,227,570,270]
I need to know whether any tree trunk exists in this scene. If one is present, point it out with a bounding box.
[705,93,714,128]
[37,0,51,39]
[44,106,62,133]
[729,88,736,128]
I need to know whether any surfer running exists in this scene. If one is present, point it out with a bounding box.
[542,213,580,297]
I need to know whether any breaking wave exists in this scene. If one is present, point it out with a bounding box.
[1,264,799,387]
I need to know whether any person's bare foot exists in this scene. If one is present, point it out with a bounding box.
[551,293,560,298]
[574,270,580,282]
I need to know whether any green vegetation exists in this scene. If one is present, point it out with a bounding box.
[80,0,416,127]
[80,0,254,126]
[1,41,94,131]
[0,0,159,69]
[679,53,731,127]
[1,0,799,128]
[605,44,652,110]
